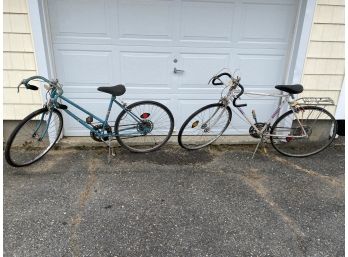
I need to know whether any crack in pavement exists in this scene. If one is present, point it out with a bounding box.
[69,159,99,257]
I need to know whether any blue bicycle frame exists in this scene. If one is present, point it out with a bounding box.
[50,87,142,138]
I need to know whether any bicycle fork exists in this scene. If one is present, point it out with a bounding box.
[202,106,227,131]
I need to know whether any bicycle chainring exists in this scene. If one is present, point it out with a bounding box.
[90,124,112,142]
[249,123,267,138]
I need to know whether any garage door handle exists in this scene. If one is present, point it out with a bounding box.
[174,67,184,74]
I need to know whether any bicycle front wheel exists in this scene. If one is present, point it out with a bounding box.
[5,108,63,167]
[178,103,232,150]
[270,106,337,157]
[115,101,174,152]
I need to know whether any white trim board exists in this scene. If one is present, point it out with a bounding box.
[335,78,345,120]
[290,0,316,84]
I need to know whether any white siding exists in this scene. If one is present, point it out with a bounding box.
[3,0,42,120]
[301,1,345,112]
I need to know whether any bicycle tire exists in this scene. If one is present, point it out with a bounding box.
[114,100,174,153]
[178,103,232,150]
[270,106,337,157]
[5,108,63,167]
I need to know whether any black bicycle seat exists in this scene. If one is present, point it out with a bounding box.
[98,84,126,96]
[275,84,303,94]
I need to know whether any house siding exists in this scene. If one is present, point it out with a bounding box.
[301,0,345,114]
[3,0,42,120]
[2,0,345,120]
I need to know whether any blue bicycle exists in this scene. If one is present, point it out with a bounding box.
[5,76,174,167]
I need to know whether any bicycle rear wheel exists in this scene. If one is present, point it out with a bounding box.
[115,100,174,152]
[5,108,63,167]
[270,106,337,157]
[178,103,232,150]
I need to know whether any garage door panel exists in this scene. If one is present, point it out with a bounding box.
[178,52,230,88]
[120,51,173,88]
[239,1,297,44]
[48,0,114,44]
[118,0,175,41]
[54,49,114,84]
[236,53,286,87]
[180,1,235,43]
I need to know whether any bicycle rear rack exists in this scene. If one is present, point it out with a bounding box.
[296,97,335,106]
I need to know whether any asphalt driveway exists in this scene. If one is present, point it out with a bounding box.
[4,138,345,257]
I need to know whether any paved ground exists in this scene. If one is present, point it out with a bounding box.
[4,138,345,257]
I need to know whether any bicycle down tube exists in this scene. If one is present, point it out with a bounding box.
[58,95,140,137]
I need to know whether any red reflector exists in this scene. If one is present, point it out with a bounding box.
[140,113,150,119]
[286,136,293,142]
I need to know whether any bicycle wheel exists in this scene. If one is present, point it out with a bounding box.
[115,100,174,152]
[270,106,337,157]
[5,108,63,167]
[178,103,232,150]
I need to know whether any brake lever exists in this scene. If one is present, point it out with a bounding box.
[208,76,215,85]
[17,80,24,93]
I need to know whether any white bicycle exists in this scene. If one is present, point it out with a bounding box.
[178,71,337,157]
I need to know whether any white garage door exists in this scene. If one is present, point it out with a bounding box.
[47,0,299,136]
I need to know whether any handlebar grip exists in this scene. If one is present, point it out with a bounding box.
[212,77,223,86]
[26,84,39,90]
[233,101,247,108]
[232,83,247,107]
[211,72,232,86]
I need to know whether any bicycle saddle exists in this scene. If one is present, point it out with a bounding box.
[97,84,126,96]
[275,84,303,94]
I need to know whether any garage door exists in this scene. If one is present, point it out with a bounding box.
[47,0,299,136]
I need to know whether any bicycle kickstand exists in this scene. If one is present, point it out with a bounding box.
[252,135,265,159]
[107,136,116,164]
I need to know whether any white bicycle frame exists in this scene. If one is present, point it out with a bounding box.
[220,85,309,139]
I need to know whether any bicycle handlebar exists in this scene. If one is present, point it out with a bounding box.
[232,83,247,108]
[209,72,247,107]
[17,76,58,93]
[209,72,232,86]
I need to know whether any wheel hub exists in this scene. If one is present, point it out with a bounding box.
[137,120,154,135]
[286,126,312,142]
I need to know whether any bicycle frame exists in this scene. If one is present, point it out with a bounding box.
[225,90,308,138]
[49,88,142,138]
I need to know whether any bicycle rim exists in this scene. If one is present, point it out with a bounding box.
[115,101,174,152]
[270,106,337,157]
[5,108,63,167]
[178,103,232,150]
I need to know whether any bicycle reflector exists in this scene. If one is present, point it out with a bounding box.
[140,113,150,119]
[192,120,199,128]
